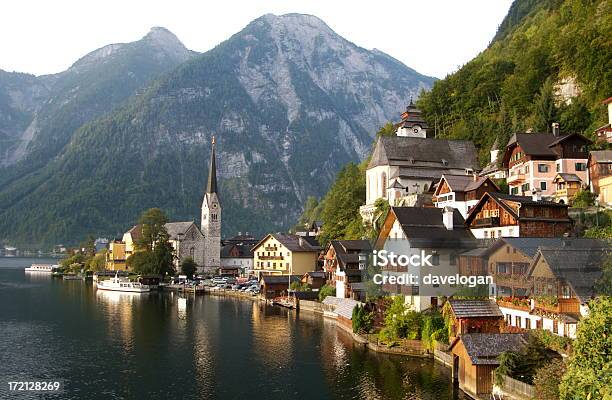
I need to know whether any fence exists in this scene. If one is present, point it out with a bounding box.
[493,373,535,400]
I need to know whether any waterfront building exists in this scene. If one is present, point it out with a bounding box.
[323,240,372,300]
[359,104,478,222]
[300,271,326,290]
[446,299,504,340]
[449,333,528,398]
[587,150,612,202]
[252,234,321,278]
[260,274,301,299]
[122,224,142,258]
[464,191,571,239]
[375,207,478,312]
[433,174,500,218]
[220,242,254,276]
[502,124,591,198]
[106,241,127,270]
[552,173,583,204]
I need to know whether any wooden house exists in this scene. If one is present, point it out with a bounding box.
[301,271,326,290]
[587,150,612,199]
[433,174,500,218]
[323,240,372,299]
[446,299,504,340]
[552,173,583,204]
[464,192,572,239]
[449,333,528,398]
[457,247,488,278]
[259,275,301,299]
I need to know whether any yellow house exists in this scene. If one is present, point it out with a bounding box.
[252,234,321,278]
[106,241,128,270]
[599,175,612,205]
[122,224,142,258]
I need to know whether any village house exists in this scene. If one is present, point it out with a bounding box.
[483,237,607,338]
[323,240,372,300]
[457,247,489,278]
[252,233,321,278]
[259,275,301,299]
[593,97,612,144]
[375,207,478,311]
[360,104,479,222]
[502,124,591,198]
[552,173,583,204]
[122,224,142,259]
[446,299,504,341]
[105,240,127,270]
[433,174,500,218]
[220,234,257,276]
[300,271,327,290]
[599,175,612,205]
[449,333,528,398]
[587,150,612,203]
[464,191,572,239]
[479,138,508,179]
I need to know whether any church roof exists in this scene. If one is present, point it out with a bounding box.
[164,221,199,240]
[206,138,218,194]
[368,136,479,170]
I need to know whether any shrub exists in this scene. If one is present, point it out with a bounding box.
[318,284,336,301]
[534,358,566,400]
[352,304,374,334]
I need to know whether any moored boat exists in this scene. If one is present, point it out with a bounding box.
[25,264,59,273]
[96,273,150,293]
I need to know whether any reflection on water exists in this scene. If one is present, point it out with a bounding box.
[0,258,467,400]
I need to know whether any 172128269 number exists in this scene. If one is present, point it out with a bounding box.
[8,381,61,392]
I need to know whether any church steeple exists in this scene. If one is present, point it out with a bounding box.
[206,136,218,194]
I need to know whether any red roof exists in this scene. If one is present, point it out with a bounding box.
[603,97,612,105]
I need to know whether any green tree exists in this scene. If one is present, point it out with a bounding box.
[180,257,197,279]
[352,304,374,334]
[153,239,175,277]
[560,296,612,400]
[376,122,396,138]
[572,190,596,208]
[532,77,557,133]
[137,208,169,251]
[534,358,566,400]
[380,296,422,340]
[318,284,336,301]
[127,251,157,275]
[87,250,107,272]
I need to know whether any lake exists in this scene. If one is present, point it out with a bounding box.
[0,257,467,399]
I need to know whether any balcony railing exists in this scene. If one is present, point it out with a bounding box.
[507,173,525,184]
[259,255,284,261]
[472,216,500,227]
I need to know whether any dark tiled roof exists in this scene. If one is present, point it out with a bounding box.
[508,133,558,157]
[455,333,528,365]
[256,234,321,252]
[330,240,372,270]
[440,174,499,193]
[555,173,582,183]
[535,247,608,303]
[368,136,478,170]
[589,150,612,163]
[491,192,566,208]
[392,207,475,244]
[127,224,143,241]
[492,237,607,258]
[220,243,253,258]
[260,275,301,285]
[165,221,198,240]
[303,271,326,279]
[449,299,503,319]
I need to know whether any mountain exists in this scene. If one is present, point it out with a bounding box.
[0,14,435,248]
[417,0,611,164]
[0,27,194,179]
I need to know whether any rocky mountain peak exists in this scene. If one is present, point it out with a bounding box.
[142,26,191,59]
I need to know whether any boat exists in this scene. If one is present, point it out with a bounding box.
[96,273,150,293]
[25,264,59,273]
[63,274,85,281]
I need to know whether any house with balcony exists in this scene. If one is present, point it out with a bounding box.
[360,105,479,222]
[252,234,321,278]
[375,207,478,311]
[446,299,504,341]
[552,173,583,204]
[464,191,571,239]
[433,174,500,218]
[587,150,612,203]
[502,125,591,198]
[323,240,372,300]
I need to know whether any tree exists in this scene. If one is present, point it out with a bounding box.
[595,255,612,296]
[137,208,169,251]
[153,239,175,277]
[352,304,374,334]
[534,358,566,400]
[318,284,336,301]
[376,122,396,138]
[87,250,107,272]
[572,190,596,208]
[560,296,612,400]
[380,296,422,340]
[180,257,197,279]
[532,77,557,133]
[127,251,157,275]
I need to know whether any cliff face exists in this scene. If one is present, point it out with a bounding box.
[0,14,435,246]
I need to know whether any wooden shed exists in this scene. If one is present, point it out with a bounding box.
[449,333,527,398]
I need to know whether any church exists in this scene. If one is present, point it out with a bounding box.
[166,137,222,275]
[360,102,479,222]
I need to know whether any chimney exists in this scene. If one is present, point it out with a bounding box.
[552,122,560,137]
[531,188,542,202]
[442,206,454,230]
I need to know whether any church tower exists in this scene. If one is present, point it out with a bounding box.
[395,99,428,138]
[201,136,221,273]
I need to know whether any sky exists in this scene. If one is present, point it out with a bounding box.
[0,0,513,79]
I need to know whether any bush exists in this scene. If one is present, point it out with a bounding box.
[421,311,445,350]
[352,304,374,334]
[318,284,336,301]
[571,190,596,208]
[534,358,566,400]
[381,296,422,340]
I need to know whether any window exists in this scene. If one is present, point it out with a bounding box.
[556,163,560,172]
[521,183,530,192]
[516,316,522,328]
[381,172,387,198]
[525,165,529,174]
[511,187,519,195]
[540,181,547,190]
[575,162,586,171]
[450,253,457,265]
[431,254,440,266]
[538,164,549,173]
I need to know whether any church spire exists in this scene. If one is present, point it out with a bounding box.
[206,136,217,194]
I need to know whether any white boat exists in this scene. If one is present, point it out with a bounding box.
[96,273,150,293]
[25,264,58,273]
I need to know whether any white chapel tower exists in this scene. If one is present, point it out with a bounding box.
[201,136,221,273]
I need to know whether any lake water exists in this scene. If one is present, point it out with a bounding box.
[0,257,467,399]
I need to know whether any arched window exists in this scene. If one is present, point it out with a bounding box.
[190,247,195,257]
[381,172,387,198]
